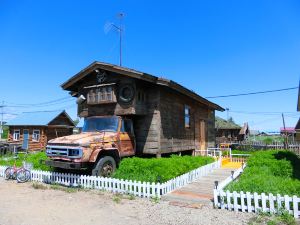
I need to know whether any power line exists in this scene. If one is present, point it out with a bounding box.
[6,96,73,107]
[5,99,74,109]
[206,87,298,99]
[229,110,299,116]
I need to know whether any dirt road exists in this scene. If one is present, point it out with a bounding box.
[0,178,252,225]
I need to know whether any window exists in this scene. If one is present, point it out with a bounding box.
[120,119,133,134]
[13,130,20,141]
[32,130,40,142]
[137,90,146,103]
[184,105,191,128]
[87,85,115,104]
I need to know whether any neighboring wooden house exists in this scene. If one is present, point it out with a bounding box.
[215,116,241,143]
[239,122,250,140]
[7,111,75,151]
[295,119,300,142]
[61,61,224,157]
[215,117,249,143]
[280,127,296,142]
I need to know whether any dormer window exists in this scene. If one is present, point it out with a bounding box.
[85,83,116,104]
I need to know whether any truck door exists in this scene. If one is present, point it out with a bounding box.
[119,119,135,156]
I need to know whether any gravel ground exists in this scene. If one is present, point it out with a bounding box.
[0,178,253,225]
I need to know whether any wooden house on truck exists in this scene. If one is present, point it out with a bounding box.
[61,62,224,157]
[7,111,75,151]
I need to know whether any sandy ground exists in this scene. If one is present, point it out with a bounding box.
[0,178,253,225]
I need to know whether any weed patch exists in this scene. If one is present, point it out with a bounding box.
[113,155,214,183]
[226,150,300,196]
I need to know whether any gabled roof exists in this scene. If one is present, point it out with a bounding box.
[7,111,75,127]
[61,61,224,111]
[239,123,249,135]
[295,118,300,130]
[215,116,241,129]
[280,127,295,133]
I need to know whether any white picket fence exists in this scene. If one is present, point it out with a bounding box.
[213,164,300,218]
[0,158,221,198]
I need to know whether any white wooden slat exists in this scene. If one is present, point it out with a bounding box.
[233,191,238,212]
[240,191,245,212]
[261,193,267,212]
[226,190,231,210]
[254,192,259,213]
[246,192,252,212]
[269,193,275,214]
[293,196,298,218]
[284,195,290,212]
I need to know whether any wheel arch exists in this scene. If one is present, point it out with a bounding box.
[91,148,121,166]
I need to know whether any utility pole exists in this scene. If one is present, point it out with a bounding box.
[282,113,289,149]
[0,101,4,140]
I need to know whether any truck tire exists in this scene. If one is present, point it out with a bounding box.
[92,156,116,177]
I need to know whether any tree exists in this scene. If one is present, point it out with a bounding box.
[73,118,80,126]
[228,117,234,123]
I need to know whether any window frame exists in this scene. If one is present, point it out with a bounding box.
[120,119,134,135]
[86,84,116,104]
[184,105,191,129]
[13,129,20,141]
[32,129,40,142]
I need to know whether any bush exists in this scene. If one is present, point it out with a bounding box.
[0,151,52,171]
[113,155,214,183]
[226,150,300,196]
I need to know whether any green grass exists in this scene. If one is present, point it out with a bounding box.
[1,126,8,139]
[247,135,284,143]
[0,151,52,171]
[226,150,300,196]
[113,155,214,183]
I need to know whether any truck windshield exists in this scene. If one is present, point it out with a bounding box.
[82,117,119,132]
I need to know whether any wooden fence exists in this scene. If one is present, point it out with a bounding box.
[214,190,300,218]
[0,158,221,198]
[213,164,300,218]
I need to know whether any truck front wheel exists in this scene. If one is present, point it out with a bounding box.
[92,156,116,177]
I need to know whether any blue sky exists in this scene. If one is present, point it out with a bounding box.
[0,0,299,131]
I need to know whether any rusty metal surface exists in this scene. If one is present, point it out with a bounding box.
[47,130,135,163]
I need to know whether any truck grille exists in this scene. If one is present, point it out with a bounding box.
[46,145,83,158]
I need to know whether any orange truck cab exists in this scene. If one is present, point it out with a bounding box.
[45,116,135,176]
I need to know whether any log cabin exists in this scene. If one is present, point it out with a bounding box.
[7,111,75,151]
[215,116,249,144]
[61,62,224,157]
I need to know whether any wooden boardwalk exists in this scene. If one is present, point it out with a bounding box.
[162,167,236,205]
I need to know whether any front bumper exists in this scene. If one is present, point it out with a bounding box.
[45,160,89,170]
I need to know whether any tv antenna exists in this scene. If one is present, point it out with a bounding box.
[104,12,125,66]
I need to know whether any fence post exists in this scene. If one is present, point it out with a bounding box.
[293,196,298,218]
[213,189,219,208]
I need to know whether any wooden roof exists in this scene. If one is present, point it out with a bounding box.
[7,110,75,127]
[61,61,224,111]
[295,118,300,130]
[215,116,241,130]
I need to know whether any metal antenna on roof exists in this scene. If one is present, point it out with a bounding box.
[104,12,125,66]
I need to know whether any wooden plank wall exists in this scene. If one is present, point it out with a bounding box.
[159,86,213,153]
[8,126,73,151]
[8,126,47,151]
[46,128,73,142]
[48,113,74,126]
[132,82,160,155]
